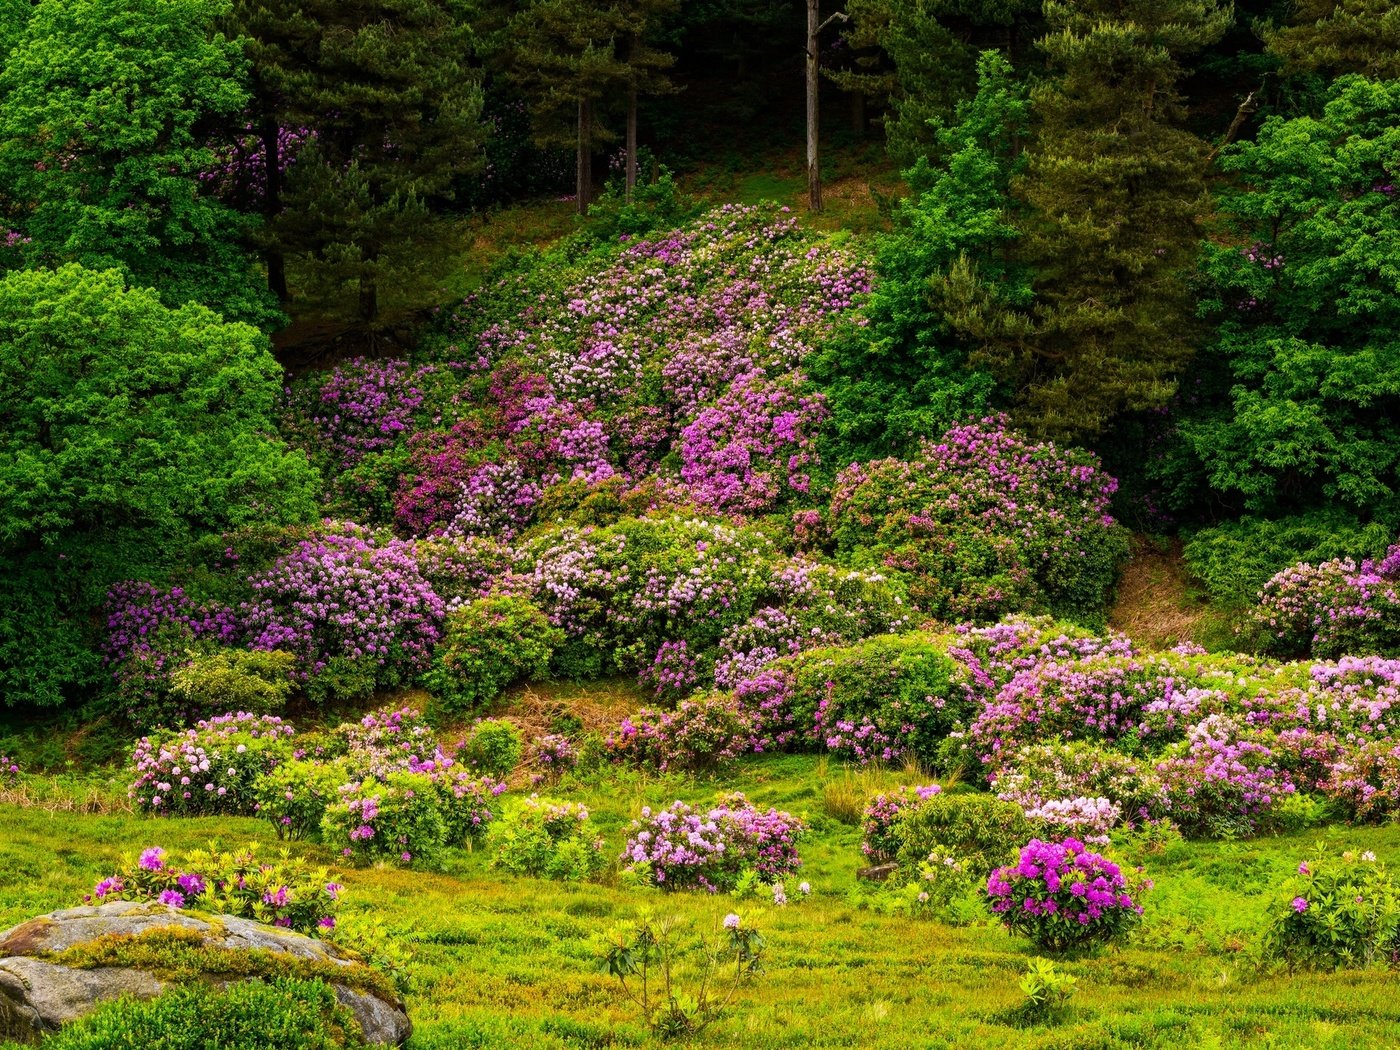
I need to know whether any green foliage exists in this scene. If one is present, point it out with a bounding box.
[254,759,353,841]
[779,635,971,768]
[0,266,316,709]
[1266,0,1400,78]
[814,51,1023,458]
[427,596,563,715]
[894,792,1032,881]
[950,0,1229,439]
[598,911,766,1040]
[457,719,525,778]
[322,771,449,867]
[23,978,364,1049]
[1017,957,1078,1020]
[1185,76,1400,518]
[1264,846,1400,969]
[490,796,606,881]
[1183,512,1397,605]
[170,649,296,718]
[0,0,278,326]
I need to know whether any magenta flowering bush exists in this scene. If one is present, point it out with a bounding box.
[87,843,342,936]
[620,794,806,892]
[0,753,18,786]
[986,838,1147,951]
[243,521,445,692]
[128,712,296,816]
[1246,543,1400,659]
[640,640,702,704]
[606,695,756,773]
[829,418,1128,622]
[286,357,433,472]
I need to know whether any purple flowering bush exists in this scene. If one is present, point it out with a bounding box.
[0,753,17,786]
[620,794,806,892]
[605,694,755,773]
[528,733,577,781]
[87,844,343,935]
[829,418,1128,622]
[861,784,943,861]
[1263,848,1400,969]
[1246,543,1400,659]
[128,712,296,817]
[243,521,445,696]
[986,838,1148,951]
[321,771,449,868]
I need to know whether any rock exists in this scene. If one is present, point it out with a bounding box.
[856,862,899,882]
[0,902,410,1046]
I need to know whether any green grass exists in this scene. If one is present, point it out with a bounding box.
[5,752,1400,1048]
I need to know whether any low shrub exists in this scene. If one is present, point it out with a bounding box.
[1263,847,1400,969]
[0,753,17,786]
[895,793,1032,881]
[986,838,1147,952]
[321,772,448,868]
[426,594,562,713]
[88,843,342,935]
[527,734,577,781]
[457,719,524,777]
[490,796,606,881]
[620,794,805,892]
[254,759,353,841]
[169,649,296,717]
[861,784,943,861]
[31,978,365,1049]
[128,713,296,817]
[605,694,754,773]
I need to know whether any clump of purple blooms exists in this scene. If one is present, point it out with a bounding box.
[861,784,943,861]
[1247,543,1400,659]
[986,837,1147,951]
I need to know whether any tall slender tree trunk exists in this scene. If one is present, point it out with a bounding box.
[577,98,593,216]
[850,89,865,137]
[359,277,378,323]
[806,0,822,213]
[259,105,288,303]
[626,86,638,201]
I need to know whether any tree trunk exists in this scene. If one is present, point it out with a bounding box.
[259,106,288,303]
[806,0,822,213]
[627,86,638,202]
[850,89,865,137]
[577,98,593,216]
[359,278,377,324]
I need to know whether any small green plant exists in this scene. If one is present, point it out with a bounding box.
[1264,846,1400,969]
[457,718,525,777]
[598,911,766,1040]
[1018,957,1077,1019]
[895,792,1032,881]
[490,796,606,881]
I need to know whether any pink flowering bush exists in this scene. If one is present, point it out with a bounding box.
[829,418,1128,622]
[1246,543,1400,659]
[620,794,806,892]
[1263,847,1400,969]
[861,784,943,861]
[321,771,449,867]
[986,838,1147,951]
[528,733,577,780]
[1153,715,1295,836]
[606,695,755,773]
[243,522,445,695]
[87,843,342,935]
[128,712,296,816]
[0,754,17,786]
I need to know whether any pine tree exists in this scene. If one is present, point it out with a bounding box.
[1266,0,1400,79]
[954,0,1229,440]
[229,0,485,324]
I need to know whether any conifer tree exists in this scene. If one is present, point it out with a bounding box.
[1266,0,1400,79]
[230,0,484,324]
[952,0,1229,440]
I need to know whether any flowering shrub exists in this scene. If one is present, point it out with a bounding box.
[0,753,17,786]
[861,784,943,861]
[1246,543,1400,659]
[129,713,296,816]
[426,594,562,713]
[243,521,445,693]
[1263,848,1400,969]
[620,794,805,892]
[894,793,1032,881]
[528,733,577,780]
[986,838,1147,951]
[88,844,342,935]
[606,695,755,773]
[321,772,448,867]
[829,418,1128,622]
[991,742,1165,830]
[253,758,353,841]
[490,796,606,881]
[640,640,702,704]
[286,357,432,472]
[1153,715,1295,836]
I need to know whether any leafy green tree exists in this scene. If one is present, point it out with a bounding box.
[0,265,317,708]
[950,0,1229,441]
[232,0,485,323]
[827,0,1039,166]
[1266,0,1400,79]
[1182,75,1400,517]
[0,0,278,326]
[814,52,1026,459]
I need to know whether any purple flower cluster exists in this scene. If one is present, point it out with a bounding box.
[620,793,805,892]
[0,754,18,786]
[861,784,943,860]
[1247,543,1400,659]
[986,838,1146,950]
[606,694,756,773]
[128,712,295,816]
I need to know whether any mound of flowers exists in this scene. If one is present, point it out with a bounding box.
[1246,542,1400,659]
[620,794,805,892]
